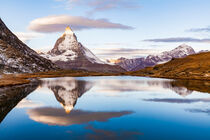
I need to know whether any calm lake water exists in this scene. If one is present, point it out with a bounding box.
[0,76,210,140]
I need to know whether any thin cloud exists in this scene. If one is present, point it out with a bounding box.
[90,47,160,59]
[144,37,210,43]
[144,98,210,104]
[28,15,134,33]
[186,109,210,115]
[56,0,140,14]
[15,32,43,43]
[187,27,210,32]
[36,46,160,59]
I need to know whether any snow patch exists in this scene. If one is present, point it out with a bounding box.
[57,34,77,52]
[83,46,107,64]
[42,50,77,62]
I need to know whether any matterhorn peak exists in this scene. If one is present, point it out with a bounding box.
[64,26,74,35]
[41,25,126,73]
[47,26,78,54]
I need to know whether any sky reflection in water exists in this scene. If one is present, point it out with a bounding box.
[0,76,210,140]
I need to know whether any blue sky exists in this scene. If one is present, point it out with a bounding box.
[1,0,210,59]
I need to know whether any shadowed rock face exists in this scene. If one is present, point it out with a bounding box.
[41,78,93,113]
[0,80,39,123]
[0,19,58,74]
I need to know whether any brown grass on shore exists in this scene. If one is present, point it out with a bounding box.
[0,76,30,87]
[127,52,210,81]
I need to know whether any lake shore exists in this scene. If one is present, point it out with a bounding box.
[0,70,123,87]
[0,70,210,88]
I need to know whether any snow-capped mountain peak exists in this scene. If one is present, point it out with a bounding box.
[168,44,195,58]
[44,26,104,63]
[41,26,126,73]
[173,44,193,52]
[56,26,78,52]
[64,26,74,35]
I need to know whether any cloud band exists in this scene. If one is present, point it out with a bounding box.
[28,15,134,33]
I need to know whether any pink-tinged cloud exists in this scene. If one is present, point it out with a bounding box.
[28,15,134,33]
[27,108,132,126]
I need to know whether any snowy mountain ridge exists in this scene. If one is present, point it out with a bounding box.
[114,44,196,71]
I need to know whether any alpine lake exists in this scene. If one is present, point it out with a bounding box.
[0,76,210,140]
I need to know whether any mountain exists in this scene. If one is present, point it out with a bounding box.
[0,18,57,73]
[113,44,195,71]
[41,26,125,73]
[129,52,210,80]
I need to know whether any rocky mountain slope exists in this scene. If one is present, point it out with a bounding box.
[113,44,195,71]
[129,52,210,80]
[0,18,57,73]
[41,26,125,73]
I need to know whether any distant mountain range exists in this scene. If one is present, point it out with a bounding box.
[129,51,210,80]
[110,44,196,71]
[0,18,57,73]
[41,26,125,73]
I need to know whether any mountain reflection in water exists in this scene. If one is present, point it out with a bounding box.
[0,77,210,123]
[0,80,39,123]
[40,78,93,113]
[93,78,210,96]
